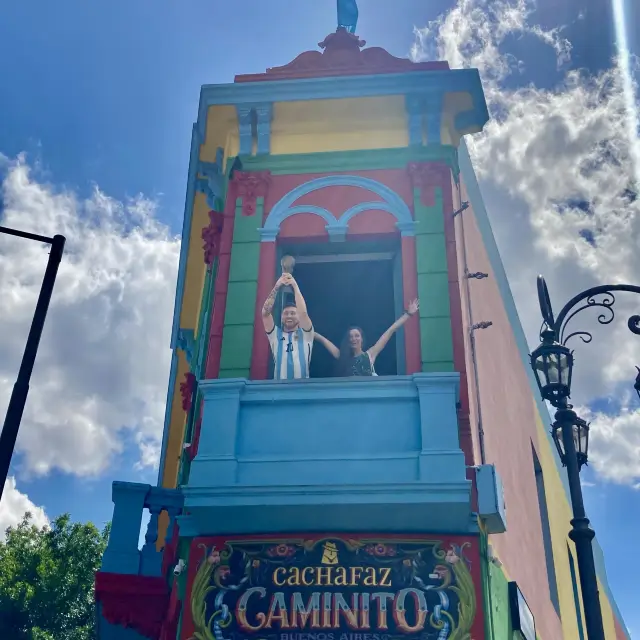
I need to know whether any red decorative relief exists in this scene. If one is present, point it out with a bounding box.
[408,162,451,207]
[233,171,271,216]
[180,372,196,413]
[235,29,448,82]
[201,210,224,265]
[96,572,169,640]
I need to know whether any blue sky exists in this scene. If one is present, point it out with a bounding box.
[0,0,639,636]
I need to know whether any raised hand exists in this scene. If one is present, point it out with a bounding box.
[281,273,296,287]
[276,273,291,288]
[407,299,419,316]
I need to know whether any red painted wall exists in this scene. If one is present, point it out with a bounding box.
[204,182,238,379]
[454,176,564,639]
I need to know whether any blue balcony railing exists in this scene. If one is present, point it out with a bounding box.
[181,373,472,535]
[101,482,183,576]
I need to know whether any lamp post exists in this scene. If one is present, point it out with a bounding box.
[0,226,65,503]
[529,276,640,640]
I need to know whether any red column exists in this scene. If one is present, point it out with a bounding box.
[204,188,236,380]
[250,241,277,380]
[401,235,421,375]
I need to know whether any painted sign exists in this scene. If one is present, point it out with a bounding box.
[182,535,483,640]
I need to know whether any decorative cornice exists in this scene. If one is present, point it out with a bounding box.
[176,329,195,366]
[235,29,448,83]
[408,161,452,206]
[236,105,253,155]
[96,572,169,639]
[201,210,224,266]
[232,170,271,216]
[226,145,459,176]
[200,68,486,115]
[195,148,224,209]
[255,103,273,155]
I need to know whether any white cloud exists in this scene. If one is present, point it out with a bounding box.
[0,155,180,477]
[580,404,640,487]
[414,0,640,486]
[0,477,48,540]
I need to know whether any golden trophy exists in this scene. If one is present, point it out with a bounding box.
[280,255,296,313]
[281,255,295,276]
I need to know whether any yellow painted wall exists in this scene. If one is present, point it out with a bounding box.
[200,93,480,160]
[161,349,190,489]
[533,401,618,638]
[177,192,208,333]
[271,97,408,153]
[159,106,236,504]
[201,104,238,162]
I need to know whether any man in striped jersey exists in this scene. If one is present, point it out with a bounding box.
[262,272,314,380]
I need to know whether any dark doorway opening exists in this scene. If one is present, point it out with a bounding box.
[292,256,397,378]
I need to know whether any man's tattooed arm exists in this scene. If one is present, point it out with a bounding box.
[262,283,281,317]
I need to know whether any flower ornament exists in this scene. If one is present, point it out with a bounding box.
[365,543,397,557]
[267,544,296,558]
[445,547,460,564]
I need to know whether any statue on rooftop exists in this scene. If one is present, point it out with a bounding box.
[337,0,358,34]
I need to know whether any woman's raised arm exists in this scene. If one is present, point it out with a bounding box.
[314,332,340,359]
[367,299,419,361]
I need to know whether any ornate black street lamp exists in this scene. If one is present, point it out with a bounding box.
[0,226,65,503]
[530,276,640,640]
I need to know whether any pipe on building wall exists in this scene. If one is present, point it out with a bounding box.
[455,181,487,466]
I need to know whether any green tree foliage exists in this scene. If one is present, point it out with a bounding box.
[0,512,110,640]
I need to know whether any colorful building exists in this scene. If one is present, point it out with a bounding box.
[94,13,630,640]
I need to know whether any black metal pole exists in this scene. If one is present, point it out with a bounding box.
[0,233,65,502]
[555,404,605,640]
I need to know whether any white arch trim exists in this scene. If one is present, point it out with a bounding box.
[259,175,416,242]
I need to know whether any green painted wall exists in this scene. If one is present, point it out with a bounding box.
[412,186,455,372]
[218,197,263,378]
[228,145,460,176]
[486,562,514,639]
[479,532,520,640]
[175,537,193,640]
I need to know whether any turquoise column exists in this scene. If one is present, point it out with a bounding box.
[101,482,149,574]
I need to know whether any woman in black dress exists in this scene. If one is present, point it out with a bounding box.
[314,299,419,377]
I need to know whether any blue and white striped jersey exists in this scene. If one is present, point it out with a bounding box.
[266,326,314,380]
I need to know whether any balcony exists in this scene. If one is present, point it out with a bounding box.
[96,483,184,639]
[181,372,472,535]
